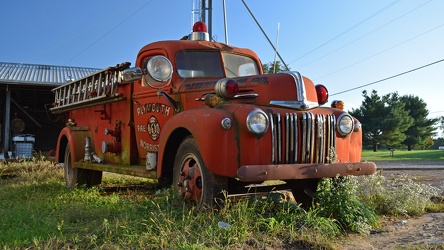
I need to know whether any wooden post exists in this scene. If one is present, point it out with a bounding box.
[3,85,11,158]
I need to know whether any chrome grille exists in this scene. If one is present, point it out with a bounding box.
[270,112,336,164]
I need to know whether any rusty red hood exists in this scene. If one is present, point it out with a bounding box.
[176,71,323,111]
[233,72,321,111]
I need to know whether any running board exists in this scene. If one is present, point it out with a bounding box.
[73,162,157,179]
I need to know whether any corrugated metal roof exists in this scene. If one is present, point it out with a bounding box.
[0,62,100,86]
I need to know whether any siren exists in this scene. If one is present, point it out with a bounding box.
[189,21,210,41]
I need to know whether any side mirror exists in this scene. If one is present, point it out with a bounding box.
[121,67,143,82]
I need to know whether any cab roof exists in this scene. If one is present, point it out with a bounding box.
[137,40,261,66]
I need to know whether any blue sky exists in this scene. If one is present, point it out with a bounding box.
[1,0,443,123]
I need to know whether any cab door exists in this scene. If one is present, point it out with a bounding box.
[132,49,174,168]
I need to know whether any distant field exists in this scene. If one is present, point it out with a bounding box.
[361,149,444,161]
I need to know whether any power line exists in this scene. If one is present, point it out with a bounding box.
[239,0,289,70]
[22,1,144,64]
[65,0,155,65]
[315,22,444,81]
[287,0,401,66]
[331,58,444,96]
[297,0,433,70]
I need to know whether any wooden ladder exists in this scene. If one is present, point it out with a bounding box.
[50,62,130,114]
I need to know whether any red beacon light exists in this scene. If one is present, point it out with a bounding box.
[193,21,207,32]
[315,84,329,105]
[189,21,210,41]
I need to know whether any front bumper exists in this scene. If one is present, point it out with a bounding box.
[236,162,377,182]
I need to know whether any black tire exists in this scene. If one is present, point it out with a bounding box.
[87,169,103,186]
[63,143,102,188]
[288,179,319,207]
[173,137,227,209]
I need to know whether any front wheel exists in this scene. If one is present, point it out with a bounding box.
[64,143,103,188]
[173,137,227,209]
[287,179,319,207]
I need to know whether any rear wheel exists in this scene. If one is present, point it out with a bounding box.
[87,169,103,186]
[173,137,227,209]
[64,143,102,188]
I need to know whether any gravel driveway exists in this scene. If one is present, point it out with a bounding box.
[343,160,444,249]
[373,160,444,192]
[373,160,444,170]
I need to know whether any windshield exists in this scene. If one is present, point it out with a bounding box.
[175,51,260,78]
[222,53,259,77]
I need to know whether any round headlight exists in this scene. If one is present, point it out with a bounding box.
[147,56,173,82]
[246,109,269,135]
[337,113,354,136]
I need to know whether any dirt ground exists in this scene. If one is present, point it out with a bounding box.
[342,162,444,249]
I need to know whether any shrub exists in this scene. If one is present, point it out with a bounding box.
[314,176,378,235]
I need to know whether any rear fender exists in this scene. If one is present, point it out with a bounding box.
[158,108,239,177]
[56,126,94,164]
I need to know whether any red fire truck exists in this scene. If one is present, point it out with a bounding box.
[51,22,376,208]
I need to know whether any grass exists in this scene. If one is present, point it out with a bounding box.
[362,149,444,161]
[0,158,338,249]
[0,153,443,249]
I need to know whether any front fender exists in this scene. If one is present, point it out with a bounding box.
[56,126,94,164]
[158,108,239,177]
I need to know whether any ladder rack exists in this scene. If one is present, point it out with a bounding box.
[51,62,131,114]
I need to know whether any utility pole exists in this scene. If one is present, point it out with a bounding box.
[192,0,213,39]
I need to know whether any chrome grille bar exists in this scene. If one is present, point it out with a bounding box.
[269,112,276,164]
[277,113,282,164]
[269,112,336,164]
[292,113,298,163]
[326,114,336,162]
[315,114,324,163]
[284,113,298,164]
[285,113,290,163]
[302,112,315,163]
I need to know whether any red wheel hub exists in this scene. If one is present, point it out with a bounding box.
[178,158,202,203]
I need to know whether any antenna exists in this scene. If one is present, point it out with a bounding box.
[273,22,280,73]
[223,0,228,44]
[241,0,289,71]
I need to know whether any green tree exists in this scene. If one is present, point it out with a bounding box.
[440,116,444,130]
[399,95,438,150]
[380,92,413,148]
[439,116,444,137]
[262,61,289,74]
[433,137,444,149]
[350,90,413,151]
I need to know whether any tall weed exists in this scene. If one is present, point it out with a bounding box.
[356,171,440,215]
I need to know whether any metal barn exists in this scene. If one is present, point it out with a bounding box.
[0,62,99,159]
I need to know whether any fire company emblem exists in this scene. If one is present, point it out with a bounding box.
[147,116,160,141]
